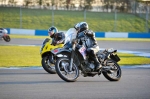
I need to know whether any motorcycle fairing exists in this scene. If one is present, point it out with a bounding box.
[40,38,64,57]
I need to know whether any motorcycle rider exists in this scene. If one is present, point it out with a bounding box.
[48,26,65,63]
[48,26,65,46]
[0,28,8,40]
[74,22,102,71]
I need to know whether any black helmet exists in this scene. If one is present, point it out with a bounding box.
[48,26,58,37]
[79,22,88,32]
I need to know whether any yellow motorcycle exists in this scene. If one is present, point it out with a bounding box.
[40,38,64,74]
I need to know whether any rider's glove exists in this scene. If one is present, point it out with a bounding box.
[72,39,77,44]
[56,41,60,44]
[52,41,57,46]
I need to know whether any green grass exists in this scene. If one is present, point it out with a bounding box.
[0,46,41,67]
[0,46,150,67]
[0,7,149,32]
[117,53,150,66]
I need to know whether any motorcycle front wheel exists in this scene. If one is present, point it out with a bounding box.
[102,59,122,81]
[41,56,56,74]
[55,57,79,82]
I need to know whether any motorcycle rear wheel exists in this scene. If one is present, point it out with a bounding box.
[102,59,121,81]
[55,57,79,82]
[3,35,11,42]
[41,56,56,74]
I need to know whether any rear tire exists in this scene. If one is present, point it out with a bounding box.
[102,59,121,81]
[3,35,11,42]
[41,56,56,74]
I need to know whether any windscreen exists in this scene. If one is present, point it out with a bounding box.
[64,28,77,44]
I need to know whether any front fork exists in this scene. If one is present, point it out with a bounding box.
[69,44,76,72]
[49,54,55,64]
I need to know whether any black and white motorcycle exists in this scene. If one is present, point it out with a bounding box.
[51,28,121,82]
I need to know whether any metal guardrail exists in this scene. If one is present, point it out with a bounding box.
[7,28,150,38]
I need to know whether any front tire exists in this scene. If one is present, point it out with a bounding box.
[41,56,56,74]
[55,57,79,82]
[102,59,121,81]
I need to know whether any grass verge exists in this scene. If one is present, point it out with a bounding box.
[0,46,150,67]
[0,7,150,32]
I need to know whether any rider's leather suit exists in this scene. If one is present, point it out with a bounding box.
[76,30,101,70]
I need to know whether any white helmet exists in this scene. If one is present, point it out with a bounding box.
[0,28,8,34]
[3,29,8,34]
[74,23,80,31]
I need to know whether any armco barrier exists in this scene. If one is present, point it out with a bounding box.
[128,32,150,38]
[6,28,150,38]
[105,32,128,38]
[35,30,47,36]
[10,28,35,35]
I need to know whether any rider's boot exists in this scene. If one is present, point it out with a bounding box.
[94,58,102,71]
[91,55,102,71]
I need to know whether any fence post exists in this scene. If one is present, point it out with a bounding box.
[114,6,117,32]
[52,6,54,26]
[146,5,149,32]
[84,9,86,22]
[20,6,22,29]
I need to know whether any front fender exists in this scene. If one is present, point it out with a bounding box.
[41,51,51,58]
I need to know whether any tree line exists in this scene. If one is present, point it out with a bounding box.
[0,0,149,12]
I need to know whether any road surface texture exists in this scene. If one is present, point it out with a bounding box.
[0,38,149,53]
[0,68,150,99]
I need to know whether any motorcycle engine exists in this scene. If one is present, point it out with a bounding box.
[84,61,95,72]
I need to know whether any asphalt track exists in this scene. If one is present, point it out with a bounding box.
[1,38,150,53]
[0,38,150,99]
